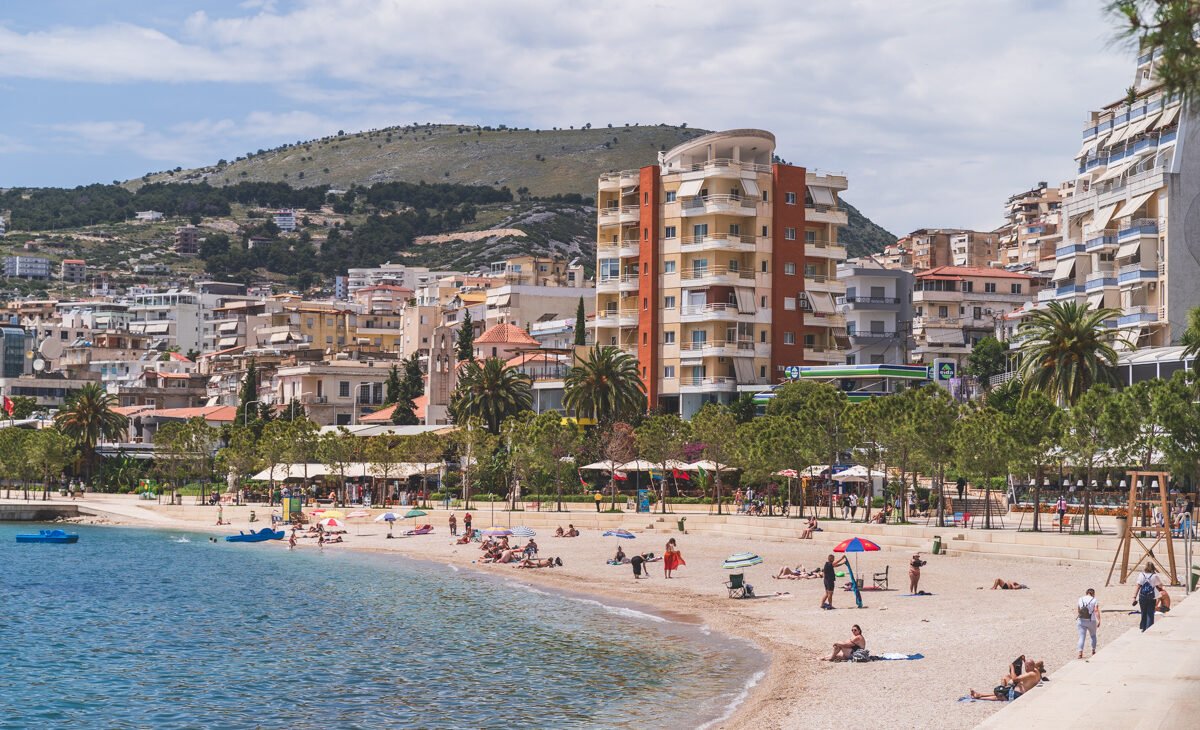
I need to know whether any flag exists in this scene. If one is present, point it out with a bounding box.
[578,472,588,487]
[697,467,708,485]
[672,468,691,481]
[613,471,628,481]
[2,396,12,417]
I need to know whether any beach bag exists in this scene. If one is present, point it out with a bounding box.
[993,684,1009,698]
[851,648,870,663]
[1139,576,1156,599]
[743,583,755,597]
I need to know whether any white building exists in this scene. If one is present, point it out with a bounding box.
[836,260,913,365]
[134,211,164,222]
[3,256,51,280]
[345,263,460,295]
[0,216,6,237]
[273,209,297,232]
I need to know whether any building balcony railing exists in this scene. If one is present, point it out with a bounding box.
[619,204,641,223]
[677,158,773,175]
[597,276,621,293]
[679,376,739,392]
[680,266,756,284]
[595,309,639,327]
[1037,289,1056,303]
[679,233,757,253]
[598,207,620,222]
[679,303,753,321]
[840,295,900,305]
[1056,243,1085,258]
[679,340,756,357]
[805,240,848,259]
[1084,232,1117,252]
[1056,283,1085,296]
[1118,219,1158,240]
[680,195,758,217]
[1118,263,1158,284]
[804,204,848,225]
[848,330,898,341]
[1117,306,1159,326]
[618,239,641,257]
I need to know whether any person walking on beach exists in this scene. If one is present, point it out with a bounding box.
[449,513,457,536]
[909,553,927,594]
[663,537,685,578]
[821,553,848,610]
[1134,563,1163,631]
[1077,587,1100,658]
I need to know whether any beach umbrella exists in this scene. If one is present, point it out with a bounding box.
[602,529,637,539]
[318,517,346,532]
[321,510,345,520]
[481,526,512,537]
[773,469,799,478]
[374,512,400,523]
[721,552,764,569]
[510,526,536,538]
[833,537,881,578]
[347,510,370,519]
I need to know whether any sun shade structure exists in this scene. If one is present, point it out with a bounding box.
[721,552,764,569]
[602,529,637,539]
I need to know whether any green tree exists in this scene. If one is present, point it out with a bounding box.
[965,336,1007,387]
[384,364,402,404]
[1179,305,1200,368]
[690,404,739,515]
[734,415,810,516]
[401,351,423,398]
[1007,391,1064,532]
[449,357,532,433]
[366,434,404,505]
[598,421,637,510]
[28,429,71,500]
[907,386,959,526]
[1108,1,1200,97]
[318,427,358,505]
[1063,385,1128,532]
[452,417,498,509]
[952,405,1013,529]
[8,396,38,420]
[842,397,889,521]
[0,428,29,498]
[234,358,263,427]
[54,383,129,486]
[563,345,646,423]
[765,381,848,518]
[984,376,1024,415]
[573,296,587,346]
[635,413,692,512]
[259,419,296,503]
[406,430,446,508]
[1157,370,1200,483]
[1017,300,1129,406]
[456,309,475,361]
[217,425,261,495]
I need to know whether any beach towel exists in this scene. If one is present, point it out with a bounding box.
[664,551,685,571]
[872,652,924,661]
[901,592,935,597]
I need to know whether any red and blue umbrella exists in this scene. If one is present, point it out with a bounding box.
[833,537,881,607]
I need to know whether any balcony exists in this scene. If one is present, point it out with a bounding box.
[804,311,846,328]
[1118,306,1159,326]
[1055,283,1085,297]
[806,240,848,259]
[679,340,756,358]
[596,244,619,259]
[618,273,640,292]
[839,295,901,311]
[679,233,757,254]
[803,345,845,363]
[1056,243,1085,258]
[597,276,620,294]
[681,265,756,287]
[598,206,620,225]
[619,204,640,223]
[1118,219,1158,241]
[680,195,758,217]
[618,239,641,258]
[679,302,752,323]
[1084,233,1117,252]
[1037,289,1056,303]
[1085,268,1118,290]
[804,274,847,295]
[805,204,848,226]
[913,288,963,303]
[1118,263,1157,284]
[595,309,638,327]
[848,330,898,342]
[679,376,739,393]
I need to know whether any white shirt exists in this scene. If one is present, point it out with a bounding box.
[1137,571,1163,599]
[1078,595,1098,621]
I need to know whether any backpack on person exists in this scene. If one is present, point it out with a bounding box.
[1077,599,1093,620]
[1138,576,1156,600]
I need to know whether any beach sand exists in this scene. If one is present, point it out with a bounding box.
[66,501,1157,729]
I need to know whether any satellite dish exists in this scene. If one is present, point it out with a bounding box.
[33,359,46,372]
[38,338,64,360]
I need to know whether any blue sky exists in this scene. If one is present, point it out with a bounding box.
[0,0,1134,233]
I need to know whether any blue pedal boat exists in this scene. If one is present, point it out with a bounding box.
[224,527,285,543]
[16,529,79,544]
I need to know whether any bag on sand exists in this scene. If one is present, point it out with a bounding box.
[851,648,870,663]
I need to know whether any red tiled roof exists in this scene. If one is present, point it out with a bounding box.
[505,352,562,367]
[143,405,237,422]
[198,345,245,359]
[915,266,1033,280]
[168,352,193,363]
[360,395,428,423]
[475,323,538,346]
[113,404,155,417]
[61,259,85,265]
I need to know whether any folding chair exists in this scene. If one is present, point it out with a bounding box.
[726,572,746,599]
[872,565,889,590]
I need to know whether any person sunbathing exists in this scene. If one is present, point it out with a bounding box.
[554,526,565,537]
[613,545,627,564]
[517,557,563,568]
[565,524,579,537]
[970,664,1045,701]
[870,511,886,524]
[455,533,472,545]
[799,517,818,540]
[821,624,866,662]
[774,565,821,579]
[991,579,1028,590]
[494,549,521,564]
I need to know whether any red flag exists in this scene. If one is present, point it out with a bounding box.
[672,468,691,481]
[579,474,588,487]
[2,396,12,417]
[613,471,629,481]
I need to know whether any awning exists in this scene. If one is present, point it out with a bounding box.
[144,322,170,334]
[734,287,756,313]
[807,291,837,314]
[494,294,511,307]
[268,331,294,344]
[739,178,760,197]
[218,321,239,333]
[677,179,704,198]
[809,186,836,206]
[1127,112,1159,138]
[1106,123,1131,147]
[732,357,755,383]
[1114,189,1157,219]
[1093,202,1121,231]
[217,337,239,348]
[1077,137,1101,160]
[924,327,964,345]
[1051,258,1075,281]
[1155,104,1181,129]
[1093,158,1133,183]
[1086,292,1106,310]
[1116,240,1143,259]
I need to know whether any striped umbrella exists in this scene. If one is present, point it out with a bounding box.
[347,510,371,519]
[482,526,513,537]
[602,529,637,539]
[721,552,764,570]
[510,526,536,538]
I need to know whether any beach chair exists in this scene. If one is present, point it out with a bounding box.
[872,565,889,590]
[951,511,963,527]
[726,572,746,599]
[1068,516,1083,534]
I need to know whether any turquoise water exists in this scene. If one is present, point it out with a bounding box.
[0,525,762,729]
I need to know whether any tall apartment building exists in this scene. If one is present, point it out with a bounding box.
[905,229,954,270]
[1054,47,1193,347]
[911,266,1035,365]
[836,260,913,365]
[174,226,201,255]
[60,259,86,283]
[997,182,1063,270]
[3,256,51,280]
[949,231,999,268]
[593,129,848,418]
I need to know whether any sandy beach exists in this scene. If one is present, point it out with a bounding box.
[47,498,1170,729]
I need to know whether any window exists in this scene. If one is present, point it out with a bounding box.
[728,260,739,272]
[1011,283,1023,294]
[761,296,768,308]
[538,264,548,272]
[783,332,795,345]
[760,330,767,343]
[762,190,768,202]
[804,264,818,277]
[643,192,649,205]
[664,225,677,239]
[961,281,974,293]
[339,381,350,398]
[785,191,797,205]
[665,191,677,203]
[984,282,997,293]
[664,330,676,344]
[938,306,949,318]
[759,365,767,378]
[870,354,885,365]
[306,317,315,328]
[729,223,740,236]
[784,262,796,275]
[804,334,816,347]
[664,260,676,274]
[761,260,768,272]
[692,223,708,239]
[643,297,649,310]
[805,230,817,244]
[784,297,797,310]
[784,227,796,240]
[664,365,676,378]
[846,355,856,365]
[664,295,676,309]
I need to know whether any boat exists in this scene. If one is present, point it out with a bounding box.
[15,529,80,544]
[224,527,285,543]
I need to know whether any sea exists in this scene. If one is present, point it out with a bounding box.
[0,524,764,729]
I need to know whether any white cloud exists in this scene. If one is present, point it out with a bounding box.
[0,0,1138,231]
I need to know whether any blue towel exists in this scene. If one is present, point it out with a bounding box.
[874,652,924,661]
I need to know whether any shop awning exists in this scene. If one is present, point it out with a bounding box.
[1114,190,1157,219]
[809,186,836,206]
[1051,258,1076,281]
[1077,137,1101,160]
[677,179,704,198]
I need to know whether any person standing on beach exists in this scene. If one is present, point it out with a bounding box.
[449,513,457,536]
[1056,496,1068,531]
[909,553,927,594]
[663,538,685,578]
[594,490,603,512]
[821,553,848,610]
[463,512,472,537]
[1134,563,1162,631]
[849,492,859,521]
[1077,588,1100,658]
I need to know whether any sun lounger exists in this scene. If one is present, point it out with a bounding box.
[405,525,434,536]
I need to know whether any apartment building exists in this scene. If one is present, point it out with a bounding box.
[60,259,86,283]
[488,255,587,288]
[949,231,1000,268]
[273,209,297,232]
[1056,48,1194,347]
[174,226,201,255]
[593,128,849,418]
[997,182,1063,269]
[905,230,955,270]
[4,256,51,280]
[911,266,1035,365]
[836,260,913,365]
[345,263,459,296]
[272,360,389,426]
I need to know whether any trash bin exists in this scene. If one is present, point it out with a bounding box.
[932,536,942,555]
[249,510,257,524]
[1191,564,1200,592]
[677,517,687,533]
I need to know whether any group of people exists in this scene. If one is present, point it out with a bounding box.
[553,525,580,537]
[447,512,472,537]
[969,655,1049,702]
[477,535,539,564]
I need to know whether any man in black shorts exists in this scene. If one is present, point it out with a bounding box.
[821,553,847,610]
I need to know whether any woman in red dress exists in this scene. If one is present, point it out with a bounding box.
[663,538,685,578]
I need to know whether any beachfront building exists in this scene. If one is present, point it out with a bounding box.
[271,361,389,426]
[1059,47,1197,347]
[836,260,913,365]
[593,128,849,418]
[911,266,1036,365]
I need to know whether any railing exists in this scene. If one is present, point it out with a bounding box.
[1084,233,1117,250]
[1117,306,1158,326]
[680,303,744,316]
[679,376,738,387]
[619,204,640,217]
[599,169,639,184]
[1118,219,1158,239]
[680,233,756,247]
[1056,243,1084,257]
[849,330,897,340]
[680,158,773,174]
[595,309,638,321]
[1118,263,1157,283]
[841,295,900,305]
[679,340,755,352]
[680,266,755,281]
[681,195,757,211]
[805,204,844,215]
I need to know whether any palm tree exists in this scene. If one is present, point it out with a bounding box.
[563,345,646,422]
[1017,300,1131,406]
[54,383,129,486]
[1179,305,1200,368]
[449,357,532,433]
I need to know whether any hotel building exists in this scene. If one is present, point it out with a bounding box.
[593,129,848,418]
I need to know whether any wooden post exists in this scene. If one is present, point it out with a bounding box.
[1107,470,1178,586]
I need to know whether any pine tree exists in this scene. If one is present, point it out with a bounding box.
[384,365,402,404]
[456,310,475,361]
[402,352,423,400]
[234,359,259,426]
[574,297,587,346]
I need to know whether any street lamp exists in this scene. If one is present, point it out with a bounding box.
[242,399,260,426]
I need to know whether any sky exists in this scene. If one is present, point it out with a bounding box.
[0,0,1135,234]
